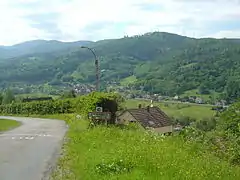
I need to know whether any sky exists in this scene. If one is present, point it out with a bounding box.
[1,0,240,45]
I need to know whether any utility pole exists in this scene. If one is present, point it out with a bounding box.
[81,46,100,92]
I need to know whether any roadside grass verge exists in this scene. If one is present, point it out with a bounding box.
[49,115,240,180]
[0,119,21,132]
[125,99,215,120]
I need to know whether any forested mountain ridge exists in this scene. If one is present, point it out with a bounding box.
[0,32,240,101]
[0,40,93,59]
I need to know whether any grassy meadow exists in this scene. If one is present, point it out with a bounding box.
[0,119,21,132]
[47,114,240,180]
[125,99,216,120]
[179,89,220,102]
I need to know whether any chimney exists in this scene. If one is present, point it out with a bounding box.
[150,100,153,107]
[147,106,150,112]
[138,104,142,109]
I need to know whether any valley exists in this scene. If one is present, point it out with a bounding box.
[0,32,240,104]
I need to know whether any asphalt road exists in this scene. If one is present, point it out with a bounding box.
[0,116,67,180]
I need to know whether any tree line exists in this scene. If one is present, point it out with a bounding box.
[0,88,15,105]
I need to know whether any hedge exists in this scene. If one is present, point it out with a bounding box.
[0,92,124,116]
[0,99,74,115]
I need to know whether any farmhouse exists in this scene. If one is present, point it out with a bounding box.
[117,105,173,134]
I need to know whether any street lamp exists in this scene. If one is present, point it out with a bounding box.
[81,46,100,92]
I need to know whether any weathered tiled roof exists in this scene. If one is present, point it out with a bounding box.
[121,106,172,128]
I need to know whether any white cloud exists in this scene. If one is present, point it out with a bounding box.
[0,0,240,45]
[209,30,240,39]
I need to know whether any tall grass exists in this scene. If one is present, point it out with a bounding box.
[51,115,240,180]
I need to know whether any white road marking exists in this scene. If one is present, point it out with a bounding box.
[1,133,53,141]
[0,134,52,137]
[9,136,36,140]
[0,134,37,137]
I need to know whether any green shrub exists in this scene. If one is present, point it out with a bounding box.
[196,118,217,132]
[172,116,196,126]
[179,126,205,143]
[180,101,240,165]
[218,102,240,136]
[176,104,190,109]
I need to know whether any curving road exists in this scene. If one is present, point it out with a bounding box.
[0,116,67,180]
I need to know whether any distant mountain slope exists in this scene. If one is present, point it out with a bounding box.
[0,40,93,59]
[0,32,240,101]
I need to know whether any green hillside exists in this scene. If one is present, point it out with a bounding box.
[0,40,92,59]
[0,32,240,102]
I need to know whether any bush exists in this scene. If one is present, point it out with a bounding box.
[179,126,205,142]
[164,103,169,107]
[179,101,240,165]
[196,118,217,132]
[74,92,124,116]
[218,102,240,136]
[172,116,196,126]
[176,104,190,109]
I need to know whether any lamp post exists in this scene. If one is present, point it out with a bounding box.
[81,46,100,92]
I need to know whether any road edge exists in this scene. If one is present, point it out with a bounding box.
[41,122,68,180]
